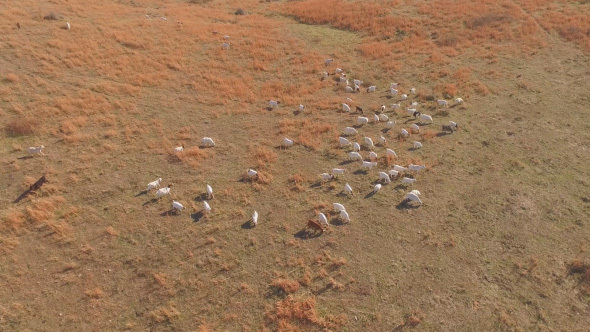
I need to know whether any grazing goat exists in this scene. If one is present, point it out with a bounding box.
[201,137,216,147]
[379,172,391,184]
[355,106,363,114]
[335,68,343,74]
[29,175,49,192]
[66,22,71,30]
[366,86,376,92]
[147,178,162,192]
[345,86,354,93]
[251,211,258,226]
[379,114,389,122]
[28,145,45,156]
[390,88,399,96]
[419,114,433,124]
[401,177,417,185]
[410,88,416,94]
[368,151,378,161]
[357,117,369,126]
[405,192,422,205]
[321,72,329,80]
[333,203,346,212]
[299,104,305,112]
[172,200,186,213]
[394,165,408,172]
[386,121,396,128]
[401,94,408,100]
[325,59,334,66]
[269,100,280,108]
[344,183,353,195]
[455,97,464,104]
[342,103,351,112]
[318,213,329,227]
[247,169,259,179]
[353,79,363,86]
[413,141,423,149]
[222,42,230,50]
[392,103,401,109]
[400,129,409,138]
[174,145,184,152]
[339,137,351,147]
[363,137,374,150]
[331,168,346,177]
[206,184,214,199]
[373,184,382,194]
[390,82,399,88]
[343,127,358,135]
[373,114,380,123]
[361,161,378,171]
[339,210,351,223]
[386,148,397,158]
[348,151,362,161]
[410,124,420,133]
[156,184,172,199]
[203,201,211,214]
[378,135,386,146]
[282,137,294,148]
[388,169,399,178]
[320,173,334,182]
[437,99,449,108]
[352,142,361,152]
[408,164,426,172]
[406,108,418,117]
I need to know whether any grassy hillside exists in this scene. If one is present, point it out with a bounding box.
[1,0,589,330]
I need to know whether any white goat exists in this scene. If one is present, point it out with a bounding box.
[400,129,409,137]
[410,124,420,133]
[172,200,185,213]
[410,88,416,94]
[251,210,258,226]
[385,148,397,158]
[367,85,376,92]
[269,100,280,108]
[147,178,162,192]
[342,103,351,112]
[420,114,433,124]
[320,173,334,182]
[455,97,464,104]
[339,210,350,223]
[363,137,374,150]
[390,82,399,88]
[409,164,426,172]
[335,68,343,74]
[333,203,346,212]
[388,169,399,177]
[373,184,382,194]
[379,172,391,184]
[331,168,346,177]
[361,161,378,171]
[66,22,71,30]
[174,145,184,152]
[283,137,294,148]
[318,213,329,226]
[353,79,363,86]
[449,121,458,129]
[401,94,408,100]
[373,114,380,123]
[325,59,334,66]
[390,88,399,95]
[348,151,362,161]
[344,183,353,195]
[203,201,211,214]
[437,100,449,108]
[299,104,305,112]
[357,116,369,126]
[394,165,408,172]
[222,42,230,50]
[368,151,378,161]
[322,72,329,80]
[401,177,417,185]
[392,103,401,109]
[345,86,354,93]
[405,192,422,205]
[386,121,396,128]
[206,184,214,199]
[378,135,386,146]
[343,127,358,135]
[247,169,258,178]
[379,114,389,122]
[410,189,421,196]
[406,108,418,117]
[156,185,172,199]
[413,141,423,149]
[352,142,361,152]
[339,137,351,147]
[28,145,45,156]
[201,137,215,147]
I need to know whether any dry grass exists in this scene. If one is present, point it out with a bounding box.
[4,118,39,136]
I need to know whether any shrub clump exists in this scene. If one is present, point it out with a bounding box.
[5,118,39,136]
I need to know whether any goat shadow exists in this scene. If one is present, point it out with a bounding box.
[142,198,158,206]
[194,193,208,202]
[339,159,355,166]
[191,211,205,222]
[436,132,452,137]
[241,220,256,229]
[17,156,33,160]
[160,209,182,217]
[135,190,148,197]
[364,191,377,199]
[396,200,421,210]
[353,169,368,175]
[14,189,33,203]
[294,228,322,239]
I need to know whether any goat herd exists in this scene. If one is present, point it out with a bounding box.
[23,55,463,238]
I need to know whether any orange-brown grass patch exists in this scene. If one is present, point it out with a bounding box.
[4,118,39,136]
[85,288,105,299]
[271,278,301,294]
[105,226,119,237]
[4,73,19,83]
[177,147,214,168]
[253,146,277,169]
[568,259,590,296]
[148,304,181,324]
[265,295,347,330]
[3,210,26,231]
